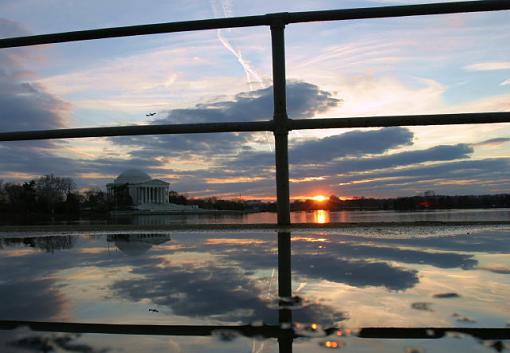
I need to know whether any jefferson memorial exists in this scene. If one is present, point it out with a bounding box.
[107,169,197,212]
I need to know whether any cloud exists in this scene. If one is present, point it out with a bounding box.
[290,127,413,164]
[501,79,510,86]
[156,81,339,124]
[0,20,77,180]
[329,158,510,196]
[474,137,510,147]
[338,158,509,182]
[0,20,69,132]
[225,131,489,197]
[331,144,473,173]
[227,127,414,176]
[291,143,474,179]
[287,155,510,198]
[464,61,510,71]
[108,81,340,170]
[0,24,508,199]
[445,93,510,114]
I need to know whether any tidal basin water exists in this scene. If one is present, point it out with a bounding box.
[2,208,509,226]
[1,224,509,352]
[112,208,510,225]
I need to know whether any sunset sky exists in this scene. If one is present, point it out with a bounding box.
[0,0,509,199]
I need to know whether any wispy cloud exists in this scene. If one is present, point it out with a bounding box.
[474,137,510,147]
[464,61,510,71]
[37,44,247,112]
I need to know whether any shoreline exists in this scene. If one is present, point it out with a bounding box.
[110,209,248,216]
[1,221,510,234]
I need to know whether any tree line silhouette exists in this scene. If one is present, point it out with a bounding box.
[1,175,509,222]
[291,194,510,211]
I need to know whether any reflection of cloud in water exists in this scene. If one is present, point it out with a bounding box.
[224,251,418,290]
[111,257,347,325]
[107,234,171,257]
[1,331,108,353]
[292,239,478,269]
[199,231,494,290]
[325,230,510,253]
[293,254,419,290]
[0,229,507,330]
[0,279,66,320]
[0,238,75,321]
[475,265,510,274]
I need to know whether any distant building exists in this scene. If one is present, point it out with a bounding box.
[107,169,197,212]
[107,169,169,206]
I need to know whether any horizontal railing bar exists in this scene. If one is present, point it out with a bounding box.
[1,320,508,340]
[358,327,510,340]
[289,112,510,130]
[1,1,509,48]
[0,15,269,49]
[0,121,273,141]
[285,0,510,24]
[1,112,509,142]
[0,320,283,338]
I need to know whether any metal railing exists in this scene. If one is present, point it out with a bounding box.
[1,1,510,351]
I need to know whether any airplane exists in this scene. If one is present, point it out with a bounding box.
[146,112,156,117]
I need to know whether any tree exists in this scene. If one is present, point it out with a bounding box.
[35,174,76,214]
[168,190,188,205]
[3,181,37,213]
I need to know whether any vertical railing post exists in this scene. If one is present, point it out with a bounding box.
[271,18,291,226]
[271,17,293,353]
[277,230,293,353]
[277,231,292,304]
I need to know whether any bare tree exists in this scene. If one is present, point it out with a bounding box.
[35,174,76,214]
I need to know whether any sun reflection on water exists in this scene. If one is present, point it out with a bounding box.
[314,210,330,224]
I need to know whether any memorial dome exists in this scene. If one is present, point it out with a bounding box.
[114,169,151,184]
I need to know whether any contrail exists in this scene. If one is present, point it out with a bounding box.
[211,0,264,90]
[210,0,273,152]
[216,30,262,90]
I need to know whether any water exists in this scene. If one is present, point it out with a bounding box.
[2,208,509,226]
[114,208,510,225]
[0,224,509,352]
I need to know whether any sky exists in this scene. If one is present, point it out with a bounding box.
[0,0,509,199]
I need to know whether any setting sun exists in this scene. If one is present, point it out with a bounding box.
[311,195,328,202]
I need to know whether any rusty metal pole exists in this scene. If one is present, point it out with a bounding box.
[271,19,291,227]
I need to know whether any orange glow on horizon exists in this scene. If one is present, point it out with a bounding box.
[292,195,354,201]
[178,194,357,202]
[311,195,328,202]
